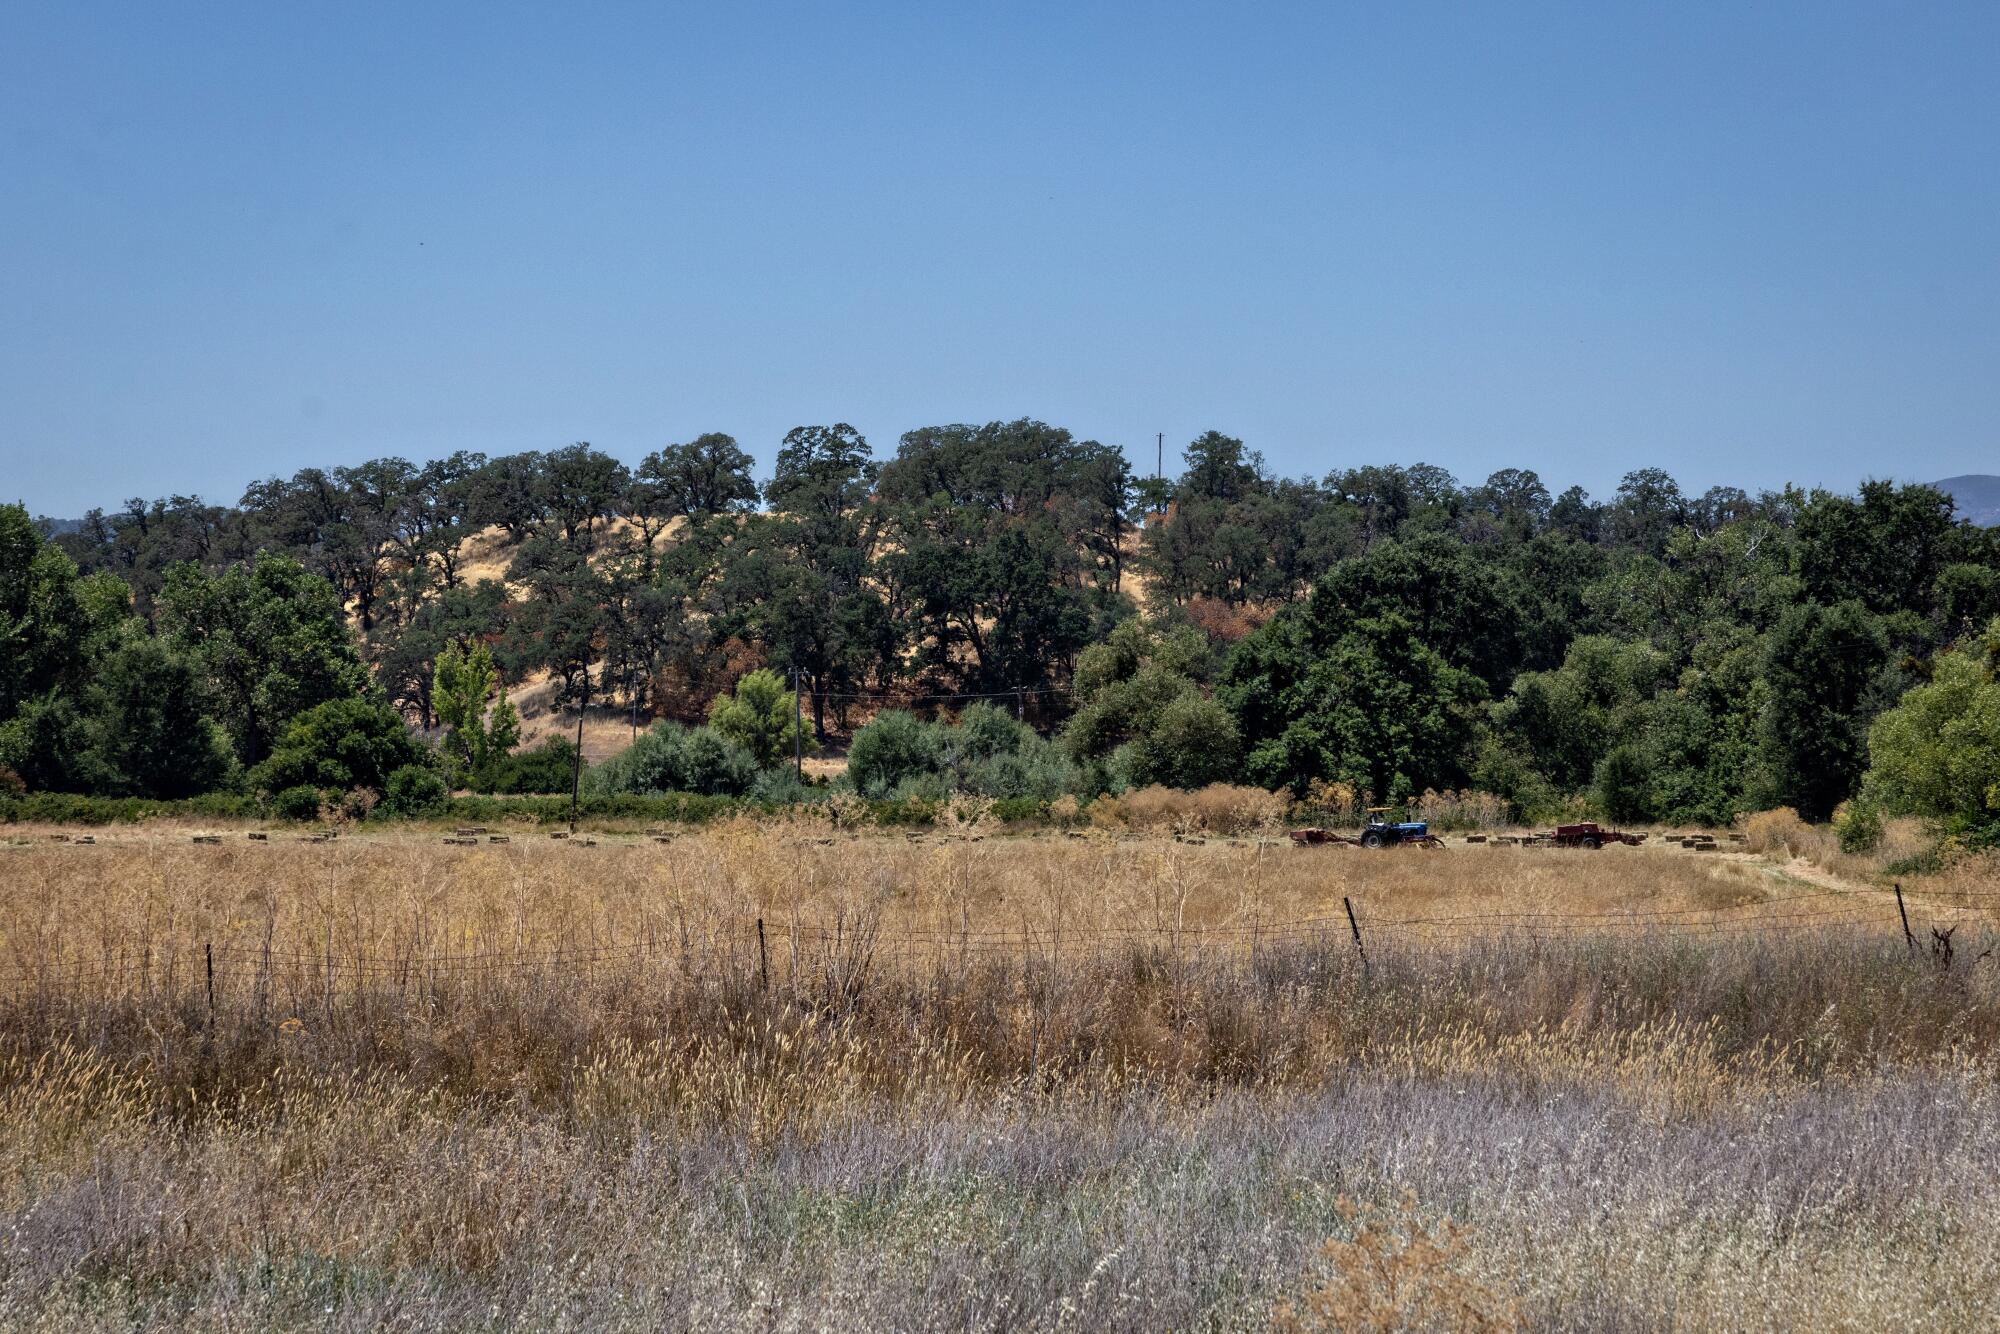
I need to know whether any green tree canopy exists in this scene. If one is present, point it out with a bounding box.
[82,635,237,798]
[157,553,371,766]
[250,697,430,796]
[707,668,810,769]
[0,504,89,717]
[1062,617,1236,788]
[1222,611,1483,800]
[1862,619,2000,843]
[1759,600,1888,821]
[432,640,520,774]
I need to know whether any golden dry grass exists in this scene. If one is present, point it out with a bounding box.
[3,826,1951,982]
[3,829,1999,1330]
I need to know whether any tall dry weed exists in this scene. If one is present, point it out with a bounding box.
[1274,1191,1519,1333]
[1090,784,1290,834]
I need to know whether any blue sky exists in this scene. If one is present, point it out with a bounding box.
[3,2,1995,516]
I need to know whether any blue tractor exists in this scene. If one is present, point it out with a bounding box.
[1359,807,1444,849]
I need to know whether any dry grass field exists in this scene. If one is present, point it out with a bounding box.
[1,828,1997,1330]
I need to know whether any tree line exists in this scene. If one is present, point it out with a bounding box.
[8,422,2000,841]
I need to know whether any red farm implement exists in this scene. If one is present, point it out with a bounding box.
[1523,821,1646,849]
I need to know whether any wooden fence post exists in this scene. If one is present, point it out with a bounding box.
[1344,896,1369,976]
[757,917,769,993]
[1896,883,1915,955]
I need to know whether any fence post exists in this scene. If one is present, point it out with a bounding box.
[1343,896,1369,975]
[1896,883,1915,955]
[205,941,215,1015]
[757,917,769,993]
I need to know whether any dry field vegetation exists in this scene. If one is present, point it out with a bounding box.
[1,827,1998,1330]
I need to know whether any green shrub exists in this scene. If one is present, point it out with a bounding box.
[1593,745,1654,824]
[588,723,757,797]
[250,698,429,796]
[988,796,1045,824]
[888,771,952,803]
[848,711,944,797]
[471,736,578,794]
[1862,619,2000,846]
[961,735,1080,801]
[437,791,741,827]
[1833,799,1883,853]
[750,768,823,804]
[949,702,1033,762]
[1126,693,1241,790]
[707,669,813,769]
[866,796,939,827]
[382,765,449,817]
[0,792,261,825]
[269,786,324,821]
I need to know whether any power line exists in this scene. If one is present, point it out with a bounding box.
[809,685,1065,703]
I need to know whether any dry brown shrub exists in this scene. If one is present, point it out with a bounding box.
[1184,596,1273,643]
[1086,793,1126,829]
[938,794,991,835]
[1743,807,1815,857]
[1739,808,1946,885]
[327,786,378,825]
[1878,816,1934,867]
[1274,1190,1519,1333]
[1414,788,1510,832]
[1111,784,1291,834]
[1301,778,1362,822]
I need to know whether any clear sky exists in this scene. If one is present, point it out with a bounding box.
[3,2,1995,516]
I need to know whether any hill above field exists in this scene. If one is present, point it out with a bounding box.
[1935,475,2000,527]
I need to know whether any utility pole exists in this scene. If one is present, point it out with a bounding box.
[1156,431,1163,481]
[793,667,803,779]
[567,678,586,835]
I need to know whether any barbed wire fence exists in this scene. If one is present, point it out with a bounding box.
[7,881,1996,999]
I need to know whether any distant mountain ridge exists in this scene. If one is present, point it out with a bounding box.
[1934,475,2000,528]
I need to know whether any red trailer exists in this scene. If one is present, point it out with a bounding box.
[1525,822,1646,849]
